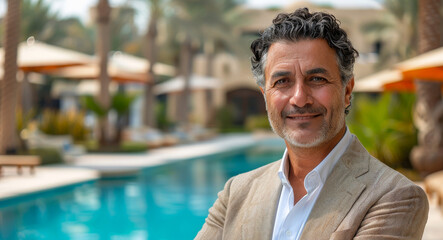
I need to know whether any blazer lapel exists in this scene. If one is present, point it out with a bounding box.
[300,137,370,239]
[241,161,282,240]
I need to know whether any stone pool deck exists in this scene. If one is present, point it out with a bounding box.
[0,134,261,199]
[70,133,260,177]
[0,133,442,239]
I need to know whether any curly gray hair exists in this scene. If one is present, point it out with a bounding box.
[250,8,359,89]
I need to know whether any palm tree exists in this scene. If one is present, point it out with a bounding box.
[19,0,58,42]
[1,0,96,54]
[110,5,139,52]
[0,0,21,154]
[167,0,244,128]
[361,0,418,69]
[143,0,163,128]
[0,0,55,47]
[2,0,96,119]
[95,0,112,145]
[410,0,443,175]
[52,18,95,54]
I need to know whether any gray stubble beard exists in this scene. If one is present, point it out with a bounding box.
[267,105,345,149]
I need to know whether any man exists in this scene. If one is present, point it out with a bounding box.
[196,8,428,240]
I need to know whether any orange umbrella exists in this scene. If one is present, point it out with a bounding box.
[397,47,443,82]
[354,69,404,92]
[383,79,417,92]
[51,63,149,83]
[356,47,443,92]
[382,47,443,91]
[0,39,93,73]
[50,52,176,83]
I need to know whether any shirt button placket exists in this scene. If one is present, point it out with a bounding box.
[285,230,291,237]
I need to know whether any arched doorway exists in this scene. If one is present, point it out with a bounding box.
[226,88,266,126]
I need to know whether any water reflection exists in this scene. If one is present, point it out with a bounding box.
[0,141,285,239]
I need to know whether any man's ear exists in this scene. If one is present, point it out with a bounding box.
[345,78,354,106]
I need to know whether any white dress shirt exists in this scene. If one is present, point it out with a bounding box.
[271,129,353,240]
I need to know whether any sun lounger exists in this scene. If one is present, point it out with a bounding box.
[25,129,85,161]
[0,155,41,176]
[424,170,443,214]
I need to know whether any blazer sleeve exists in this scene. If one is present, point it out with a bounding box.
[353,184,429,240]
[194,177,234,240]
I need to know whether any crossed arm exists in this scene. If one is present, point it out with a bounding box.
[352,185,429,240]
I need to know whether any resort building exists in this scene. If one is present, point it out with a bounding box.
[164,1,389,128]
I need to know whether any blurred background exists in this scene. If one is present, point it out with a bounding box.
[0,0,442,239]
[0,0,441,176]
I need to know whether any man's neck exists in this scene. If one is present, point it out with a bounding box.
[286,125,347,181]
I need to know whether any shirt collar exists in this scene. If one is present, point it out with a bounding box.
[277,128,353,191]
[278,148,291,188]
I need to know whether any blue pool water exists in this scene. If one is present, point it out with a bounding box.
[0,139,285,240]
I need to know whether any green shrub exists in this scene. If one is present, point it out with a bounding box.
[156,102,173,131]
[215,105,247,132]
[246,115,271,131]
[85,140,148,153]
[16,108,36,134]
[348,93,417,169]
[18,148,63,165]
[38,109,90,142]
[120,141,149,152]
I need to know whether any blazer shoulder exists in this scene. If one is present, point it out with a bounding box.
[368,155,419,188]
[361,152,428,204]
[345,136,422,190]
[228,160,281,192]
[343,136,426,198]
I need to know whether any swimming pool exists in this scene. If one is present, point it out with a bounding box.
[0,139,285,240]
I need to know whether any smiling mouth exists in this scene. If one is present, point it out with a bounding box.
[286,114,322,120]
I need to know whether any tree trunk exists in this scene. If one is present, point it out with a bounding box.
[177,35,193,129]
[143,7,158,128]
[204,40,215,77]
[96,0,112,146]
[204,40,215,127]
[20,73,33,115]
[0,0,21,154]
[411,0,443,176]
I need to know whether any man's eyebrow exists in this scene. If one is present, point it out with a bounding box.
[306,68,328,75]
[270,71,291,79]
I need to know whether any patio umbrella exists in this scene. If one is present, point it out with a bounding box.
[355,47,443,92]
[0,39,93,73]
[382,47,443,91]
[354,69,403,92]
[50,52,176,83]
[51,80,118,97]
[396,46,443,82]
[111,51,176,77]
[51,63,149,83]
[154,75,220,95]
[0,39,94,113]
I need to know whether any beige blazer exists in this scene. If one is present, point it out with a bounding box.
[195,137,429,240]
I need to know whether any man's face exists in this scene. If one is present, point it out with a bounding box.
[261,39,353,148]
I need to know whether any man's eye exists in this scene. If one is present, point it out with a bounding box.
[311,76,327,83]
[275,79,288,85]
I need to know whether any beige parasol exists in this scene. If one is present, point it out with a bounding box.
[0,38,93,73]
[50,51,176,83]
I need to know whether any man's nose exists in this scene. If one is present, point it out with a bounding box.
[288,82,313,107]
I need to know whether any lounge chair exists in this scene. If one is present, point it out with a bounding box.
[25,129,85,161]
[123,127,180,148]
[424,170,443,214]
[0,155,41,176]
